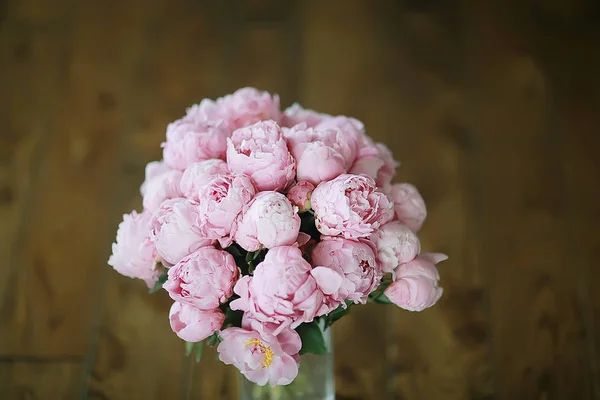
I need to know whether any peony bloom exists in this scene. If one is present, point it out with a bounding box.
[294,141,346,186]
[226,120,296,192]
[389,183,427,232]
[284,124,350,185]
[197,173,256,247]
[310,237,381,310]
[169,302,224,342]
[286,181,315,212]
[234,191,301,252]
[184,98,230,129]
[218,87,281,130]
[384,253,447,312]
[315,114,365,133]
[162,116,229,171]
[163,247,239,310]
[314,116,365,167]
[370,221,421,274]
[143,160,170,181]
[217,327,300,387]
[281,103,330,128]
[149,198,214,266]
[141,169,183,212]
[230,246,337,334]
[179,159,230,201]
[108,211,160,288]
[349,139,399,193]
[311,174,394,239]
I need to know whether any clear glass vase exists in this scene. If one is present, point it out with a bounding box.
[237,326,335,400]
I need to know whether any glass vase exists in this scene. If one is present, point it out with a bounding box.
[237,326,335,400]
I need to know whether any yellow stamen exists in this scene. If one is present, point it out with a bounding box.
[244,338,273,368]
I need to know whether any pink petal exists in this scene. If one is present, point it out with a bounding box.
[420,252,448,265]
[311,267,343,295]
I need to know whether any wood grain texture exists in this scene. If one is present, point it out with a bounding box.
[372,3,494,399]
[3,0,72,25]
[0,22,78,356]
[87,1,237,398]
[0,23,57,354]
[0,360,83,399]
[0,0,154,358]
[1,0,599,399]
[461,2,596,398]
[554,19,600,400]
[562,99,600,400]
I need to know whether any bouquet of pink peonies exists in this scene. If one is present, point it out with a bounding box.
[108,87,447,388]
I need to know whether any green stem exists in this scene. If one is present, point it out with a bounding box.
[368,274,394,303]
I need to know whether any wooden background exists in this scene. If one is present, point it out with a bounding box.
[1,0,599,399]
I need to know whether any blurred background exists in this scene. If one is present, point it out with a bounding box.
[1,0,599,399]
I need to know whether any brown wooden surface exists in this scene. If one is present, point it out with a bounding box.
[1,0,599,399]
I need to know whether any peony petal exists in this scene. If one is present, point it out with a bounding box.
[295,232,311,247]
[311,266,344,295]
[420,252,448,265]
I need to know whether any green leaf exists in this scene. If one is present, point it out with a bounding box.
[149,271,168,294]
[248,264,256,274]
[185,341,195,357]
[244,249,267,275]
[223,307,243,328]
[206,332,221,347]
[372,292,393,304]
[245,250,260,262]
[325,301,353,327]
[227,245,268,276]
[195,341,204,363]
[367,275,394,303]
[299,211,321,241]
[224,243,244,258]
[296,321,327,355]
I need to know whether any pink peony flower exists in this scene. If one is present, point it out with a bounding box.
[286,181,315,212]
[143,160,170,181]
[384,253,447,312]
[234,191,301,251]
[226,120,296,192]
[169,302,224,342]
[349,139,399,193]
[230,246,336,334]
[149,198,214,266]
[314,116,365,167]
[310,237,381,309]
[315,114,365,134]
[179,159,230,201]
[311,174,394,239]
[217,327,300,387]
[162,117,229,171]
[197,173,256,247]
[281,103,330,128]
[296,142,347,186]
[163,247,239,310]
[284,124,349,186]
[141,169,183,212]
[184,98,230,129]
[218,87,281,130]
[108,211,160,288]
[370,221,421,274]
[389,183,427,232]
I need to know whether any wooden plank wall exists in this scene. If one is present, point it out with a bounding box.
[1,0,599,399]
